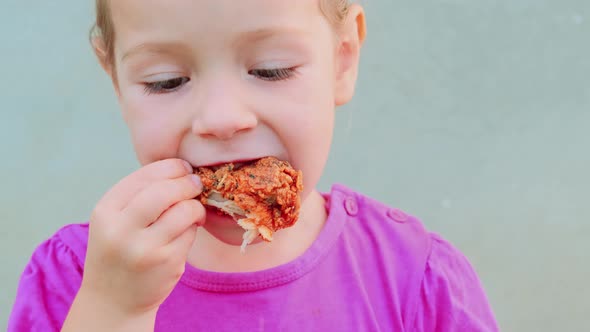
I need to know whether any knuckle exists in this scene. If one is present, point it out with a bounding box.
[90,204,109,224]
[102,224,120,242]
[190,201,206,220]
[170,177,198,199]
[177,200,194,215]
[182,176,200,196]
[153,187,171,205]
[142,186,170,211]
[175,200,203,222]
[140,159,188,182]
[97,224,124,257]
[162,159,190,177]
[126,241,153,271]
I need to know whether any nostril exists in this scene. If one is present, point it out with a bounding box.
[192,114,257,141]
[195,126,249,141]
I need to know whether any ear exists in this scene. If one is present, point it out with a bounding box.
[333,4,367,106]
[91,37,121,95]
[92,37,111,74]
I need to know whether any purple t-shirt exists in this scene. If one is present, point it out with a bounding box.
[9,184,499,331]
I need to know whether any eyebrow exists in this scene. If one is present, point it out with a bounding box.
[232,26,308,45]
[121,27,308,62]
[121,42,192,63]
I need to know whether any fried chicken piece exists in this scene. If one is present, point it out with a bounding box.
[195,157,303,253]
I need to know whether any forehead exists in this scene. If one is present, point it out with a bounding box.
[110,0,327,43]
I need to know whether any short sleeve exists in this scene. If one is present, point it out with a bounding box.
[411,234,499,332]
[8,232,84,332]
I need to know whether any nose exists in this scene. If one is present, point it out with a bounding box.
[191,79,257,140]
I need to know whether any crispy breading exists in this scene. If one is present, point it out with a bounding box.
[195,157,303,252]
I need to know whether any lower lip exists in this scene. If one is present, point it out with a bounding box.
[205,208,239,225]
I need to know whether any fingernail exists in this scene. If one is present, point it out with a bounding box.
[183,161,193,173]
[190,174,202,189]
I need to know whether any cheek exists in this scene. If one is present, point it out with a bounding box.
[292,104,334,194]
[272,79,335,195]
[119,95,187,165]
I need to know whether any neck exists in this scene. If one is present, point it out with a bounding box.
[187,190,327,273]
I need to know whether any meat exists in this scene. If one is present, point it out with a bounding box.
[195,157,303,253]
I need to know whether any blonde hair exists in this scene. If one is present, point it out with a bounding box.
[91,0,351,66]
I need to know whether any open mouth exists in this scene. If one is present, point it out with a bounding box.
[205,191,247,219]
[194,156,303,253]
[208,158,261,172]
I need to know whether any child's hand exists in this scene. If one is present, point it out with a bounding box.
[80,159,204,317]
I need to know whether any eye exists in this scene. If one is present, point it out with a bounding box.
[248,68,296,82]
[143,77,190,95]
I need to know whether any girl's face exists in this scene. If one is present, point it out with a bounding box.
[103,0,363,240]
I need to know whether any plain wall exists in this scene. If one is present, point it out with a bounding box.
[2,1,589,330]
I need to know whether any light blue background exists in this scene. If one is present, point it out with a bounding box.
[2,1,589,330]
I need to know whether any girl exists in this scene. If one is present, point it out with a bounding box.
[9,0,499,331]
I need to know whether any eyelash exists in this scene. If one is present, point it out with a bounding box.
[142,67,297,95]
[248,67,297,82]
[143,77,189,95]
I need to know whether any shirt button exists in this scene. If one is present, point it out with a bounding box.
[344,197,358,216]
[388,208,408,223]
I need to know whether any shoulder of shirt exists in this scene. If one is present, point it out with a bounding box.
[331,184,478,324]
[339,185,474,276]
[329,184,490,330]
[49,222,90,266]
[329,184,443,322]
[330,183,434,257]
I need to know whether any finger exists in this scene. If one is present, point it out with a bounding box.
[162,223,199,262]
[123,174,202,228]
[98,159,193,211]
[147,199,205,246]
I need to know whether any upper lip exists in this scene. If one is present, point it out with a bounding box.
[193,156,270,169]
